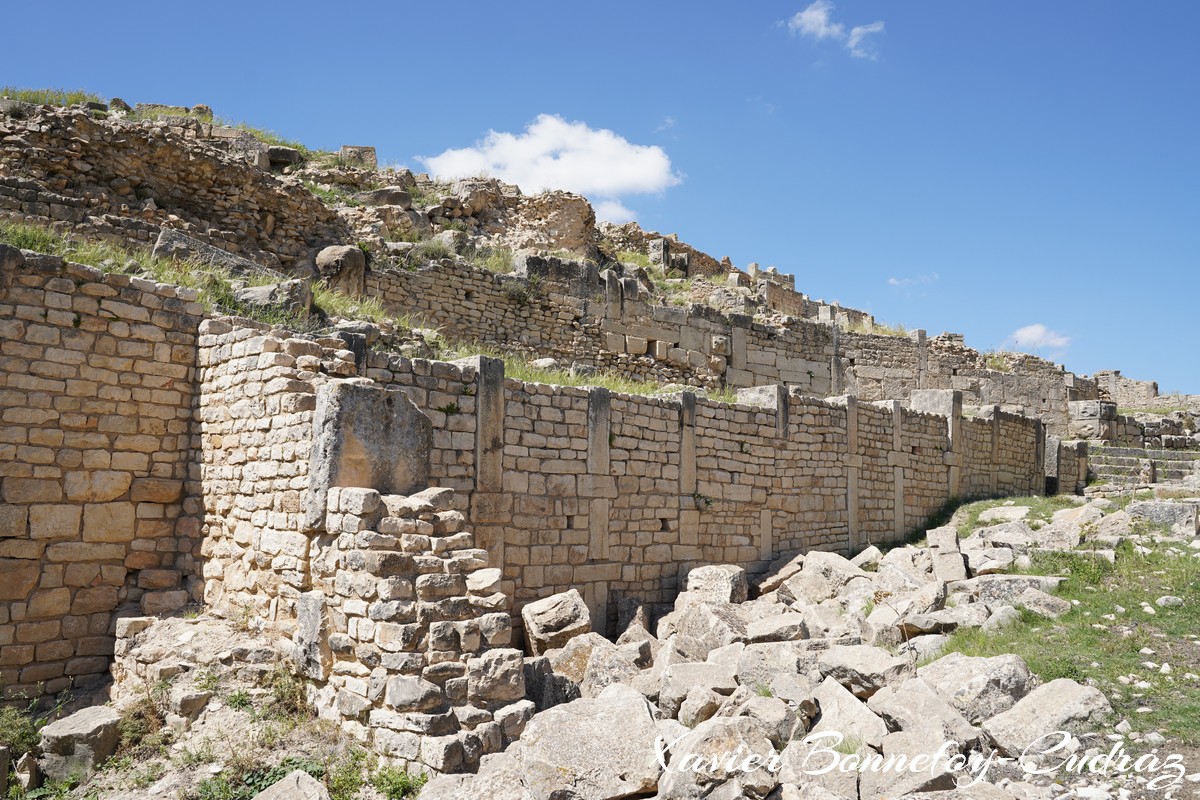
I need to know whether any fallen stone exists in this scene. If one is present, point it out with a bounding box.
[809,675,888,750]
[152,228,280,277]
[358,186,412,208]
[38,706,121,783]
[982,678,1113,756]
[315,244,367,296]
[671,601,749,659]
[521,589,591,656]
[851,545,883,570]
[1013,587,1072,619]
[866,677,981,746]
[686,564,749,604]
[1129,500,1198,536]
[660,662,738,718]
[917,652,1036,724]
[757,551,806,595]
[234,279,312,318]
[817,644,910,699]
[514,684,661,799]
[858,730,959,799]
[748,612,809,643]
[252,769,331,800]
[656,716,776,800]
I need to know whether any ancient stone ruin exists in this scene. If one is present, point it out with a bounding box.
[1,95,1198,799]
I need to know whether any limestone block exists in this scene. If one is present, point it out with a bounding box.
[303,383,432,532]
[521,589,591,656]
[685,564,748,604]
[251,769,331,800]
[29,505,81,540]
[64,471,131,502]
[82,503,136,543]
[39,706,121,783]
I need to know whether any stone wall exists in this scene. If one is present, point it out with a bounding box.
[0,244,203,702]
[1093,369,1200,413]
[365,257,1096,435]
[0,104,349,268]
[192,320,1051,643]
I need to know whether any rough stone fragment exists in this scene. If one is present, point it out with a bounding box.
[982,678,1113,756]
[809,675,888,750]
[251,769,331,800]
[516,684,661,799]
[917,652,1036,724]
[315,244,367,296]
[521,589,591,656]
[234,279,313,318]
[817,644,910,698]
[38,706,121,783]
[152,228,277,277]
[686,564,749,604]
[466,648,525,705]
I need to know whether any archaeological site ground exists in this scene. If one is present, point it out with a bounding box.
[1,90,1199,800]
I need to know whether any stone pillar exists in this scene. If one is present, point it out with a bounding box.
[845,396,863,552]
[759,508,774,563]
[467,356,508,574]
[679,392,698,547]
[990,406,1002,496]
[915,329,928,389]
[1033,421,1046,496]
[891,402,906,542]
[472,356,505,493]
[909,389,962,499]
[587,389,611,562]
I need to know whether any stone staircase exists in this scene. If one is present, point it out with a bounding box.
[1088,445,1200,485]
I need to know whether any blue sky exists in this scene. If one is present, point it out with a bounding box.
[4,2,1198,392]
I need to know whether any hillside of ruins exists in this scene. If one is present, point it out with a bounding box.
[1,93,1199,799]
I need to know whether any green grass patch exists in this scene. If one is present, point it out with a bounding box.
[470,245,514,274]
[616,250,653,269]
[1,86,103,106]
[311,281,390,323]
[435,341,734,401]
[1117,407,1191,417]
[982,350,1013,372]
[372,765,428,799]
[942,541,1200,743]
[949,495,1082,539]
[302,181,361,207]
[0,218,413,332]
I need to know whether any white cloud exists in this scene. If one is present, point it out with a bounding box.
[847,21,885,59]
[888,272,939,288]
[785,1,885,59]
[1009,323,1071,351]
[654,115,676,133]
[593,199,637,225]
[787,0,844,40]
[419,114,681,222]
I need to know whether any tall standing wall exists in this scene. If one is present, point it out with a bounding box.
[0,245,203,702]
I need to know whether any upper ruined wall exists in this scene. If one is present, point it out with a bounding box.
[0,104,350,268]
[366,257,1095,435]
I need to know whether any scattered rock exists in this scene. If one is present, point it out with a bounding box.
[38,706,121,784]
[521,589,591,656]
[252,769,331,800]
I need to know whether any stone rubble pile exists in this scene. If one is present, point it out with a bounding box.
[419,498,1190,800]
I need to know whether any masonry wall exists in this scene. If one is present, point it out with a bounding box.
[365,258,1095,436]
[192,319,1050,641]
[0,244,203,702]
